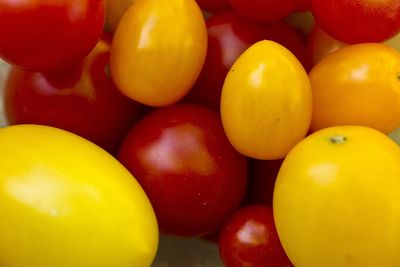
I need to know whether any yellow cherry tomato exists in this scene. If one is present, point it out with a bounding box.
[105,0,135,33]
[110,0,207,106]
[220,40,312,160]
[0,125,158,267]
[273,125,400,267]
[309,43,400,134]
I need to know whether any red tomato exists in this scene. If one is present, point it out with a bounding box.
[118,104,248,236]
[295,0,310,11]
[0,0,105,71]
[219,205,293,267]
[186,10,309,110]
[227,0,296,23]
[4,38,141,154]
[196,0,229,12]
[247,160,283,205]
[311,0,400,43]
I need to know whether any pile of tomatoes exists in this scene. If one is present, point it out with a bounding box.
[0,0,400,266]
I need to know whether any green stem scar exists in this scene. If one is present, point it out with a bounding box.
[329,135,347,144]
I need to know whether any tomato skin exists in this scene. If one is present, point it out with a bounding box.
[295,0,310,11]
[0,124,158,267]
[0,0,105,71]
[186,10,309,110]
[227,0,296,23]
[4,39,141,154]
[274,126,400,267]
[221,40,312,160]
[110,0,207,107]
[309,43,400,134]
[311,0,400,43]
[219,205,293,267]
[105,0,135,33]
[196,0,229,12]
[118,104,248,236]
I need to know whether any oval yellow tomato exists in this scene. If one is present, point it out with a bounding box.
[220,40,312,160]
[309,43,400,134]
[110,0,207,106]
[0,125,158,267]
[105,0,135,33]
[273,125,400,267]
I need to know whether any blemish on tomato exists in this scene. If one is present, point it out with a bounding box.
[329,135,347,144]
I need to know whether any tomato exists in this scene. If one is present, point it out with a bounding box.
[295,0,310,11]
[4,38,142,154]
[118,104,248,236]
[285,11,314,35]
[221,40,312,160]
[227,0,296,23]
[274,126,400,267]
[105,0,135,33]
[196,0,229,13]
[0,0,105,71]
[186,11,309,110]
[311,0,400,43]
[0,124,158,267]
[247,159,283,205]
[309,43,400,134]
[219,205,293,267]
[110,0,207,106]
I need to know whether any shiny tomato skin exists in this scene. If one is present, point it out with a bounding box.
[4,39,141,154]
[311,0,400,43]
[219,205,293,267]
[186,10,309,110]
[0,0,105,71]
[118,104,248,236]
[227,0,296,23]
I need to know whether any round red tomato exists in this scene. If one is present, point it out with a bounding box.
[118,104,248,236]
[0,0,105,71]
[311,0,400,43]
[219,205,293,267]
[186,10,309,110]
[227,0,296,23]
[4,38,141,154]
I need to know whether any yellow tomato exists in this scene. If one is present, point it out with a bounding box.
[309,43,400,134]
[273,126,400,267]
[0,125,158,267]
[105,0,135,33]
[220,40,312,160]
[110,0,207,106]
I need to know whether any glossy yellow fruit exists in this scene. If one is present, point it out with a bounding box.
[220,40,312,160]
[274,126,400,267]
[0,125,158,267]
[105,0,135,33]
[110,0,207,106]
[309,43,400,134]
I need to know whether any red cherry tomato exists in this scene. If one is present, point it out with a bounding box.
[0,0,105,71]
[118,104,248,236]
[196,0,229,13]
[186,10,309,110]
[311,0,400,43]
[295,0,310,11]
[219,205,293,267]
[227,0,296,23]
[4,38,141,154]
[247,160,283,205]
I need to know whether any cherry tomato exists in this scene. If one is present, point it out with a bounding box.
[118,104,248,236]
[221,40,312,160]
[309,43,400,134]
[186,10,309,110]
[274,126,400,267]
[0,0,105,71]
[219,205,293,267]
[227,0,296,23]
[295,0,310,11]
[110,0,207,106]
[196,0,229,13]
[4,38,142,154]
[311,0,400,43]
[0,124,158,267]
[105,0,135,33]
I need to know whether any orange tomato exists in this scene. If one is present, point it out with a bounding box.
[309,43,400,134]
[110,0,207,107]
[220,40,312,160]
